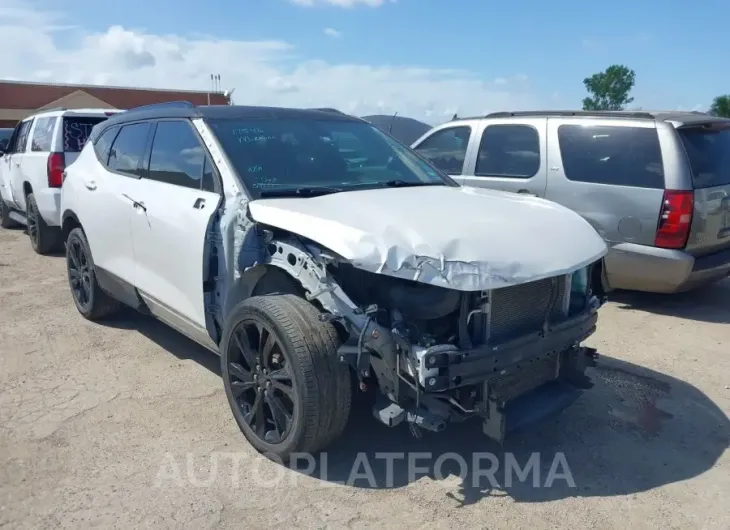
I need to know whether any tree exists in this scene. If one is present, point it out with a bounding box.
[709,95,730,118]
[582,65,636,111]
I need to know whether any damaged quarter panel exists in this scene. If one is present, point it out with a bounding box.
[247,185,608,291]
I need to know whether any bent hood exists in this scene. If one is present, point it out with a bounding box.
[248,185,608,291]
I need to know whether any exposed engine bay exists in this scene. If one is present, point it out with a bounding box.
[222,229,607,442]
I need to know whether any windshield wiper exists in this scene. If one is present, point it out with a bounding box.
[258,186,345,198]
[383,180,444,188]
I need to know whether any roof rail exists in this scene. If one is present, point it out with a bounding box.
[485,110,656,120]
[126,101,195,113]
[309,107,345,114]
[37,106,67,113]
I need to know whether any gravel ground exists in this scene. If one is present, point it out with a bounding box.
[1,225,729,529]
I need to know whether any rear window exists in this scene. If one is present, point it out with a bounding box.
[62,116,108,152]
[31,117,58,152]
[678,126,730,188]
[557,125,665,189]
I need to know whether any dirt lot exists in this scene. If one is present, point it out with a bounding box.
[1,226,729,529]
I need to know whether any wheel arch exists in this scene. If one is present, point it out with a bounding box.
[61,209,82,242]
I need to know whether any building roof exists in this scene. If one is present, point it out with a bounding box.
[0,80,229,110]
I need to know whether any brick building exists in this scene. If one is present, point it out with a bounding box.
[0,80,230,129]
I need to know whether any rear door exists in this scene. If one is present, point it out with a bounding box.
[411,123,477,182]
[7,119,34,209]
[460,118,547,196]
[20,116,59,204]
[678,122,730,256]
[82,122,149,285]
[130,119,221,346]
[544,118,666,245]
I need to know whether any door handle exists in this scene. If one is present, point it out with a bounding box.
[193,198,206,210]
[122,193,146,212]
[83,179,97,191]
[517,189,536,196]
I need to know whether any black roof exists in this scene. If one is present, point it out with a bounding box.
[90,101,363,141]
[362,114,432,145]
[451,110,730,127]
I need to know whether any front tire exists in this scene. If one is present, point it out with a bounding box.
[221,294,352,462]
[66,227,120,320]
[27,193,60,254]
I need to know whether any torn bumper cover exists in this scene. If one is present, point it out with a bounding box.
[339,301,601,443]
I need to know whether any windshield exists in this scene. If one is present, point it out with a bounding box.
[207,118,451,198]
[678,125,730,188]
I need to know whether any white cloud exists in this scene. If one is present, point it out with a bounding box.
[290,0,393,7]
[0,0,538,123]
[323,28,342,38]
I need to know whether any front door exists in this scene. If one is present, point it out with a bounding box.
[411,123,477,182]
[129,119,222,348]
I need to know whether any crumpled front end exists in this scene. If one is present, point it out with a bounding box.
[253,232,606,443]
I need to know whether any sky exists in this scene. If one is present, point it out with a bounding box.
[1,0,729,123]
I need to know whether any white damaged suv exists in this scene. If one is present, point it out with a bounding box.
[60,102,608,460]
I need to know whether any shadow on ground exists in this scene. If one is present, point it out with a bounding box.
[610,277,730,324]
[97,309,729,505]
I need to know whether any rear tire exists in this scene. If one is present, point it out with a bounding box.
[66,227,121,320]
[27,193,60,254]
[0,199,18,229]
[221,294,351,462]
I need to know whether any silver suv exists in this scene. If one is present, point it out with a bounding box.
[412,110,730,293]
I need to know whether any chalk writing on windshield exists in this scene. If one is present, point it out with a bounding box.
[251,176,279,189]
[232,128,276,144]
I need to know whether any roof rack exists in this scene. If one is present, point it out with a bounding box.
[126,101,195,113]
[484,110,657,120]
[37,106,67,113]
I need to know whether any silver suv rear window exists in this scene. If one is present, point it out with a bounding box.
[678,126,730,188]
[62,116,108,152]
[557,125,665,189]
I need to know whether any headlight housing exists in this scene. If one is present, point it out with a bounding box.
[568,266,590,314]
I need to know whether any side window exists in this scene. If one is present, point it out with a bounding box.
[557,125,664,189]
[94,126,120,165]
[412,126,471,175]
[3,125,21,154]
[475,124,540,178]
[31,117,58,152]
[108,122,151,177]
[147,121,208,190]
[201,157,219,193]
[14,120,33,153]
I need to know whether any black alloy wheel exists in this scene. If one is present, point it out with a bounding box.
[221,295,352,462]
[67,233,93,312]
[227,318,296,445]
[64,227,120,320]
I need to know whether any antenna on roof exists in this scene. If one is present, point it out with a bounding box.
[452,113,458,120]
[389,111,398,133]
